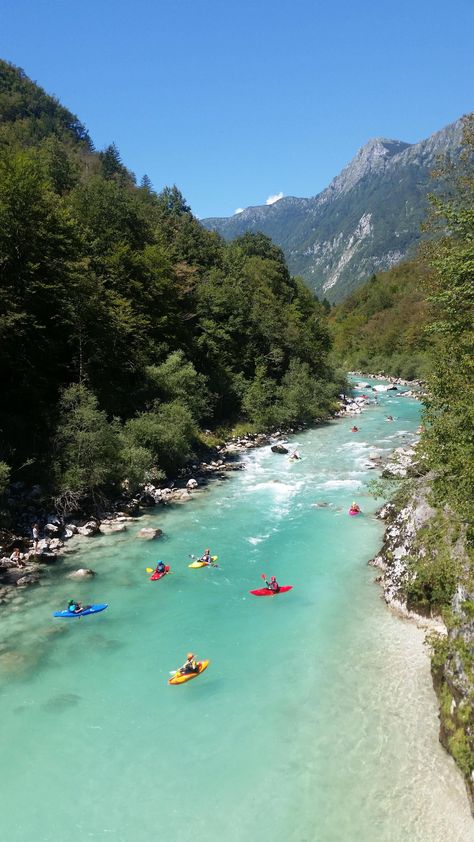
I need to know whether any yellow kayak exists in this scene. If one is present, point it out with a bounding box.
[188,555,218,568]
[168,660,209,685]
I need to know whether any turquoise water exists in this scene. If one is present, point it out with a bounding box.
[1,386,472,841]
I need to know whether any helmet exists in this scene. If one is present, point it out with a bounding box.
[187,652,194,660]
[205,548,210,553]
[271,576,276,581]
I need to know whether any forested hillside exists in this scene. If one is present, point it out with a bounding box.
[328,260,431,379]
[0,60,340,511]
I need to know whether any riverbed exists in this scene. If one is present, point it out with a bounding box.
[0,385,472,841]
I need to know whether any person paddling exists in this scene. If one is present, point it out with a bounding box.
[154,560,166,576]
[67,599,83,614]
[199,548,212,565]
[350,501,361,514]
[180,652,199,675]
[265,575,280,593]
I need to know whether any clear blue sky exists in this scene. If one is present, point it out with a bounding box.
[1,0,472,218]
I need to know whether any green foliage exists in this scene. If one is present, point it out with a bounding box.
[123,401,197,476]
[329,260,431,379]
[0,462,10,495]
[420,115,474,533]
[0,61,339,503]
[54,384,120,496]
[146,352,212,422]
[405,552,458,613]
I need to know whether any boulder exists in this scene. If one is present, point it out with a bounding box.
[120,500,140,517]
[16,572,40,587]
[48,538,64,551]
[138,492,156,508]
[64,527,77,540]
[186,478,198,489]
[99,522,127,534]
[271,444,289,455]
[136,527,163,540]
[77,521,100,537]
[67,568,96,580]
[44,523,60,536]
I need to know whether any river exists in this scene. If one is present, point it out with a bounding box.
[0,383,472,841]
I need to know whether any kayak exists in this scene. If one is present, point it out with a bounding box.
[168,660,209,685]
[150,564,170,581]
[349,509,361,516]
[53,603,108,618]
[188,555,218,568]
[249,586,293,597]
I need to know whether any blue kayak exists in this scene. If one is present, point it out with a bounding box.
[53,603,108,618]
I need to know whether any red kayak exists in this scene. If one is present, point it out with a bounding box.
[250,586,293,597]
[150,565,170,581]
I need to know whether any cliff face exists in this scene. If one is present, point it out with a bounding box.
[203,119,464,302]
[371,464,474,810]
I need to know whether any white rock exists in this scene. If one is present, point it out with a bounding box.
[99,522,127,534]
[136,527,163,540]
[67,568,96,580]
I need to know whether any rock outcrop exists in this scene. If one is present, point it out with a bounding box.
[371,472,474,810]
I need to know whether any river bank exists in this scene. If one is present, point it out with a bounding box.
[370,455,474,812]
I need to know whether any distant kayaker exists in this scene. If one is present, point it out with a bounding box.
[386,415,394,421]
[180,652,199,675]
[199,548,212,565]
[266,576,280,593]
[350,502,361,514]
[289,450,301,460]
[351,426,359,432]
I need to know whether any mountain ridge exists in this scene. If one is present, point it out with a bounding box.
[203,119,464,301]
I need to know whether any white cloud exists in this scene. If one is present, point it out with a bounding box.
[265,192,284,205]
[234,207,244,215]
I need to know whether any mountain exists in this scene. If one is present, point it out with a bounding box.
[202,121,464,302]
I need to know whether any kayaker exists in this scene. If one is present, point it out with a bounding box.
[289,450,300,460]
[180,652,199,675]
[351,426,359,432]
[67,599,83,614]
[154,560,166,575]
[350,502,361,513]
[199,548,212,565]
[266,576,280,593]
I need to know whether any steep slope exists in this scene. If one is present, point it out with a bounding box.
[202,121,463,302]
[328,260,431,379]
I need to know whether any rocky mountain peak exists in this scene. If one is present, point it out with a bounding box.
[317,137,411,203]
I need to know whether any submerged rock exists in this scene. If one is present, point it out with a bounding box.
[67,568,96,580]
[99,522,127,534]
[136,527,163,540]
[271,444,289,454]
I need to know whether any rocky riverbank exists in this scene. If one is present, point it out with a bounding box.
[348,371,426,400]
[370,447,474,812]
[0,426,310,601]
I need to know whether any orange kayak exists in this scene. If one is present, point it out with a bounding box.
[168,660,209,685]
